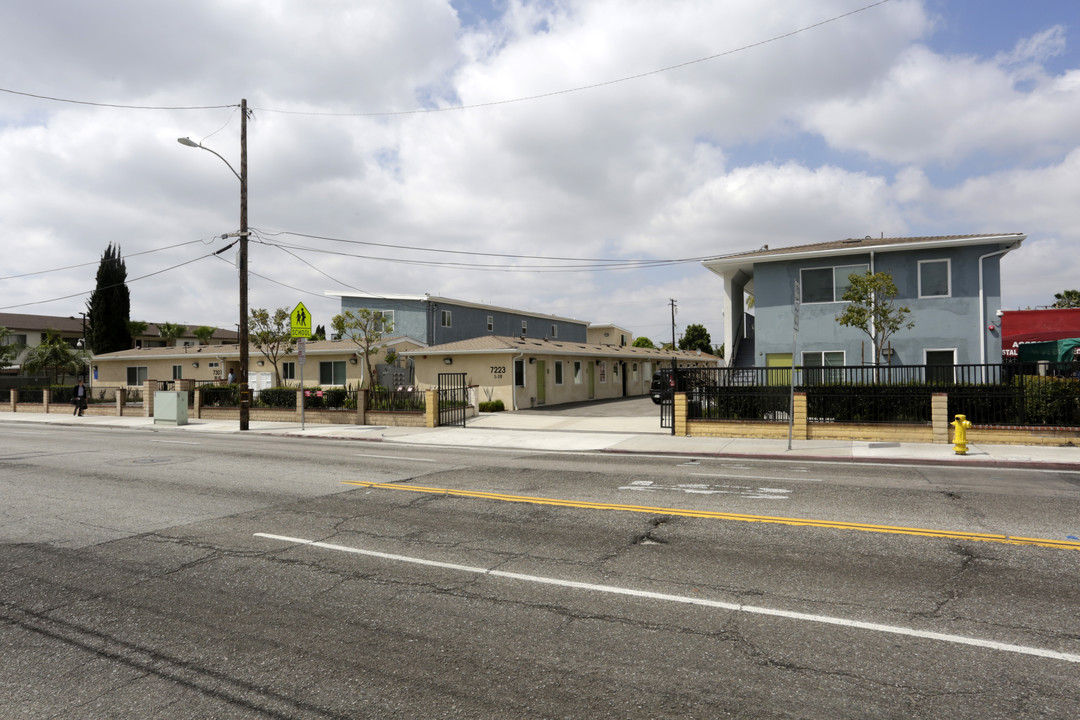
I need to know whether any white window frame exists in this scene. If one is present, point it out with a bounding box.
[918,259,951,299]
[573,361,583,384]
[441,310,452,328]
[172,364,183,380]
[486,315,493,332]
[521,320,528,335]
[550,324,558,338]
[597,360,607,383]
[800,264,869,304]
[374,310,394,333]
[282,361,296,381]
[319,360,347,385]
[514,358,526,387]
[924,348,957,383]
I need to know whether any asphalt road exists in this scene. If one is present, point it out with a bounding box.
[3,423,1079,719]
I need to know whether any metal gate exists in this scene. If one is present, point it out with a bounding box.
[658,362,677,434]
[438,372,467,427]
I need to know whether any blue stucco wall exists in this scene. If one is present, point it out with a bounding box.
[752,244,1006,366]
[339,297,588,346]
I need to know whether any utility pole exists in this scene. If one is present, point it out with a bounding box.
[238,98,250,431]
[670,299,678,349]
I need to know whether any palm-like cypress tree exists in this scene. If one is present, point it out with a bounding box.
[86,244,132,354]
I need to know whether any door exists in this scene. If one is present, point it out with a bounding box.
[535,360,546,405]
[925,349,956,384]
[765,353,792,386]
[587,361,595,399]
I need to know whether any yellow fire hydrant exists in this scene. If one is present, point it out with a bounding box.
[951,414,972,455]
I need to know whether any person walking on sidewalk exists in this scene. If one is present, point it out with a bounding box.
[72,379,87,416]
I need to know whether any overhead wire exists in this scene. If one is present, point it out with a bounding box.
[250,0,894,117]
[0,238,220,281]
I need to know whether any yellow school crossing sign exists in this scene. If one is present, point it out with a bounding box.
[290,302,312,339]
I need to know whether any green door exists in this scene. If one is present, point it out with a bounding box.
[536,360,546,405]
[765,353,792,386]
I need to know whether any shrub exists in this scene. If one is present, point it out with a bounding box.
[479,399,505,412]
[256,387,296,408]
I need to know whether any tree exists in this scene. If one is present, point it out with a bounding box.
[678,324,712,354]
[0,326,22,370]
[312,324,327,341]
[331,308,393,389]
[249,308,295,387]
[127,320,149,346]
[21,329,87,384]
[835,271,914,366]
[86,243,132,354]
[157,322,187,346]
[1052,289,1080,309]
[632,336,656,349]
[193,326,216,345]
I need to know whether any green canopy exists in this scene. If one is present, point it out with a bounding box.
[1017,338,1080,363]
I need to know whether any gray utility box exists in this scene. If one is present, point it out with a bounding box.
[154,391,189,426]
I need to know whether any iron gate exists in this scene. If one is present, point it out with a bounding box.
[658,362,677,433]
[438,372,467,427]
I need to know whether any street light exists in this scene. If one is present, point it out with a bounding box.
[178,98,251,430]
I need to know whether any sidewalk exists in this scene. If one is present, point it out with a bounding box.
[3,410,1078,469]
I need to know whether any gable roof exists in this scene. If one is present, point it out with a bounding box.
[403,335,719,362]
[702,233,1025,276]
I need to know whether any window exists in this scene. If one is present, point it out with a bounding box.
[597,361,607,383]
[374,310,394,333]
[801,264,868,303]
[487,315,493,332]
[319,360,346,385]
[441,310,452,328]
[613,363,620,378]
[126,366,148,386]
[282,362,296,381]
[514,359,526,387]
[573,361,583,384]
[919,259,951,298]
[1,333,26,346]
[554,361,564,385]
[521,320,528,335]
[551,324,558,338]
[632,362,639,381]
[801,351,844,384]
[172,364,183,380]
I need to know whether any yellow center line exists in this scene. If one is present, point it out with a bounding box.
[344,481,1080,551]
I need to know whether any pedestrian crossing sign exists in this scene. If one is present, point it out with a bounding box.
[290,302,312,339]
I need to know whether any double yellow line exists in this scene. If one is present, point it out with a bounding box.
[344,481,1080,551]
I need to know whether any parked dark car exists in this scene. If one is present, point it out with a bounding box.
[650,370,675,404]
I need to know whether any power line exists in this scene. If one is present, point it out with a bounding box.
[0,87,235,111]
[0,1,891,119]
[251,0,893,117]
[0,238,217,281]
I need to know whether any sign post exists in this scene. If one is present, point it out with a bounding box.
[291,303,313,430]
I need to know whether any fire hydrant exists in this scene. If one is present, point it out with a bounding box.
[951,414,972,455]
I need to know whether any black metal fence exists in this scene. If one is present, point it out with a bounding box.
[367,388,425,412]
[682,361,1080,427]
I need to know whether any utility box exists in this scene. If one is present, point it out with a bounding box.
[154,391,189,426]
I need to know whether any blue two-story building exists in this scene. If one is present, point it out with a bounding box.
[327,292,590,347]
[702,233,1026,371]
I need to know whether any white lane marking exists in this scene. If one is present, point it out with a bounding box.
[254,533,1080,665]
[354,453,438,463]
[690,472,822,482]
[149,439,200,445]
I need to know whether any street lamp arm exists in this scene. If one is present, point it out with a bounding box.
[177,137,242,183]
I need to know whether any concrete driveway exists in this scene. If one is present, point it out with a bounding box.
[513,395,659,418]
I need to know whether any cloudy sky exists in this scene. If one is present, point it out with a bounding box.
[2,0,1078,347]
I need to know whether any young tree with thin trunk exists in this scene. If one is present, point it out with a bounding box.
[835,271,914,366]
[331,309,392,389]
[22,329,87,384]
[248,308,294,386]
